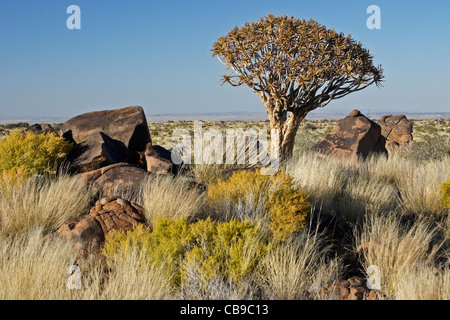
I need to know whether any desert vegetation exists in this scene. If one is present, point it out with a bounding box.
[0,116,448,300]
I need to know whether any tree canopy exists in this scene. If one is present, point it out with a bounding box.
[212,14,383,113]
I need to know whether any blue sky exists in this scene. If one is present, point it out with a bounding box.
[0,0,449,119]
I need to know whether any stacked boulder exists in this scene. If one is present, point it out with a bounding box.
[59,106,179,197]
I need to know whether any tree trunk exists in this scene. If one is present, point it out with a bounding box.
[264,100,306,163]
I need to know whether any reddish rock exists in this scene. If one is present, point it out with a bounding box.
[310,110,387,159]
[144,144,178,174]
[56,196,146,254]
[379,114,413,152]
[319,276,387,300]
[89,163,150,198]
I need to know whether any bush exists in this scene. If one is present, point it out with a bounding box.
[0,129,73,176]
[102,217,269,288]
[441,180,450,208]
[207,170,311,240]
[268,188,311,241]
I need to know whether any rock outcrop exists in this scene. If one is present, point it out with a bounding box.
[76,162,150,198]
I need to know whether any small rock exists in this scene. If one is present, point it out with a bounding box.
[144,144,178,174]
[26,123,57,135]
[350,109,361,117]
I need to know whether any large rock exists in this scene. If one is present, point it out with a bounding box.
[310,109,386,159]
[60,106,151,165]
[67,132,131,173]
[144,144,178,174]
[56,196,146,254]
[78,163,150,198]
[379,114,413,152]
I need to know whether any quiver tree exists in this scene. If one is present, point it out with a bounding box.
[212,14,384,161]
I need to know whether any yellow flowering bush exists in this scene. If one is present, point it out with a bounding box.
[207,169,311,240]
[0,129,73,177]
[441,179,450,208]
[268,188,311,241]
[102,217,269,287]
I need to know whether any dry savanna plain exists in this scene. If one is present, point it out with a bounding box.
[0,117,449,300]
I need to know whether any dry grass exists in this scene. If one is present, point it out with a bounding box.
[257,232,342,300]
[140,174,206,226]
[0,229,103,299]
[0,119,448,300]
[355,214,445,298]
[286,152,449,224]
[0,174,92,236]
[100,249,172,300]
[394,265,450,300]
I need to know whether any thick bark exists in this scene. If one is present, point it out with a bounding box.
[264,99,306,163]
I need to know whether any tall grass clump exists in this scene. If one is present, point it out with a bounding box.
[0,229,103,299]
[99,247,172,300]
[286,154,349,212]
[140,175,206,226]
[287,152,449,224]
[396,160,449,216]
[356,214,444,298]
[0,174,92,236]
[257,232,342,300]
[394,265,450,300]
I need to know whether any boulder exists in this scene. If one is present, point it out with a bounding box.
[79,163,150,198]
[310,109,386,159]
[144,144,178,174]
[379,114,413,152]
[66,132,131,173]
[60,106,151,165]
[26,123,57,135]
[56,196,146,254]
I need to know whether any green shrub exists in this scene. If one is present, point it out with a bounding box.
[0,129,73,176]
[102,217,269,288]
[207,170,311,240]
[4,122,29,129]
